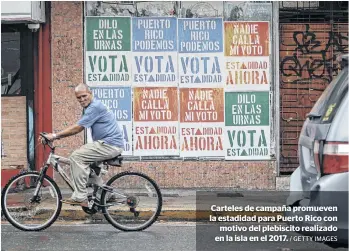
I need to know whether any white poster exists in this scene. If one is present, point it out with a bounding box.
[224,126,270,160]
[86,51,132,86]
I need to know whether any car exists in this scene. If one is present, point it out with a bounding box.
[286,54,348,248]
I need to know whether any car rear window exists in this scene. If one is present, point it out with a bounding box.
[309,67,348,123]
[326,92,348,141]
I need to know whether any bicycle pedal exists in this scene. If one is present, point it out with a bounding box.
[61,202,78,207]
[88,200,94,209]
[100,169,108,175]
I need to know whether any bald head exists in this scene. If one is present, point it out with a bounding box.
[75,84,91,93]
[75,84,93,108]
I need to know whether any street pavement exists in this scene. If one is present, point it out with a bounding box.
[1,222,347,251]
[2,189,347,250]
[2,189,290,221]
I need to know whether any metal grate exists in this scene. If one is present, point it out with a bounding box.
[279,1,348,174]
[279,1,348,23]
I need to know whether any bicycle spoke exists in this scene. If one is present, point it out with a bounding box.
[2,172,62,231]
[101,172,162,231]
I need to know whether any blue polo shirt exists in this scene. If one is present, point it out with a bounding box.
[78,98,124,149]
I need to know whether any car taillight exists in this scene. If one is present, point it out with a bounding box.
[314,140,321,172]
[315,141,349,174]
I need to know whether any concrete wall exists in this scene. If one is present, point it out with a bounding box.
[51,2,85,184]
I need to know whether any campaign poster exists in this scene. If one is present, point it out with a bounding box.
[224,91,270,160]
[89,87,132,155]
[224,21,269,57]
[133,87,179,156]
[225,57,270,91]
[132,17,177,86]
[180,88,224,157]
[178,18,224,88]
[85,17,132,86]
[224,21,270,91]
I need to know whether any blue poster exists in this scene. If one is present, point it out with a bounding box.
[178,18,224,87]
[91,87,131,121]
[90,86,132,155]
[132,17,177,52]
[132,17,178,86]
[178,18,223,53]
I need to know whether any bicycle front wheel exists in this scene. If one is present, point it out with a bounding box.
[101,171,162,231]
[1,171,62,231]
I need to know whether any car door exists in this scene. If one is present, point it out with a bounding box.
[298,66,348,194]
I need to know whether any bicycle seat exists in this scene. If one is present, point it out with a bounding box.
[89,155,123,177]
[104,154,123,167]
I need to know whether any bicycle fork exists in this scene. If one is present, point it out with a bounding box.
[30,164,50,203]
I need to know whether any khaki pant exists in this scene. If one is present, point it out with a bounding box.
[69,140,123,201]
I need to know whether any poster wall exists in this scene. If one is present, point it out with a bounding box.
[178,18,224,88]
[85,17,132,86]
[133,87,179,156]
[132,17,178,87]
[83,15,272,160]
[223,21,271,160]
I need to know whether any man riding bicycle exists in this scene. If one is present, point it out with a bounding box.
[41,83,124,207]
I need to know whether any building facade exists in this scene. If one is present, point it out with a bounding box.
[1,1,52,185]
[1,1,347,189]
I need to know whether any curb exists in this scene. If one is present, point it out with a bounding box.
[1,209,284,223]
[58,209,199,221]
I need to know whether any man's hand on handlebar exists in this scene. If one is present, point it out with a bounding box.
[38,132,57,145]
[43,133,55,141]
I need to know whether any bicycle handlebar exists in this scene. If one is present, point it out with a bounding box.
[39,132,55,150]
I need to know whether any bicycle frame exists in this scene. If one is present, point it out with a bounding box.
[33,151,74,198]
[33,147,126,207]
[49,153,75,190]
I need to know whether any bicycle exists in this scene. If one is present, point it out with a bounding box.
[1,132,162,232]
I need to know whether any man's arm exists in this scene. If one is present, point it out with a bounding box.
[44,124,84,141]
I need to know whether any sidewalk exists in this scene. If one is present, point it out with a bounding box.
[2,189,289,222]
[59,189,198,222]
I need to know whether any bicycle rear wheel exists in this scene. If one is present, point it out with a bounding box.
[1,171,62,231]
[101,171,162,231]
